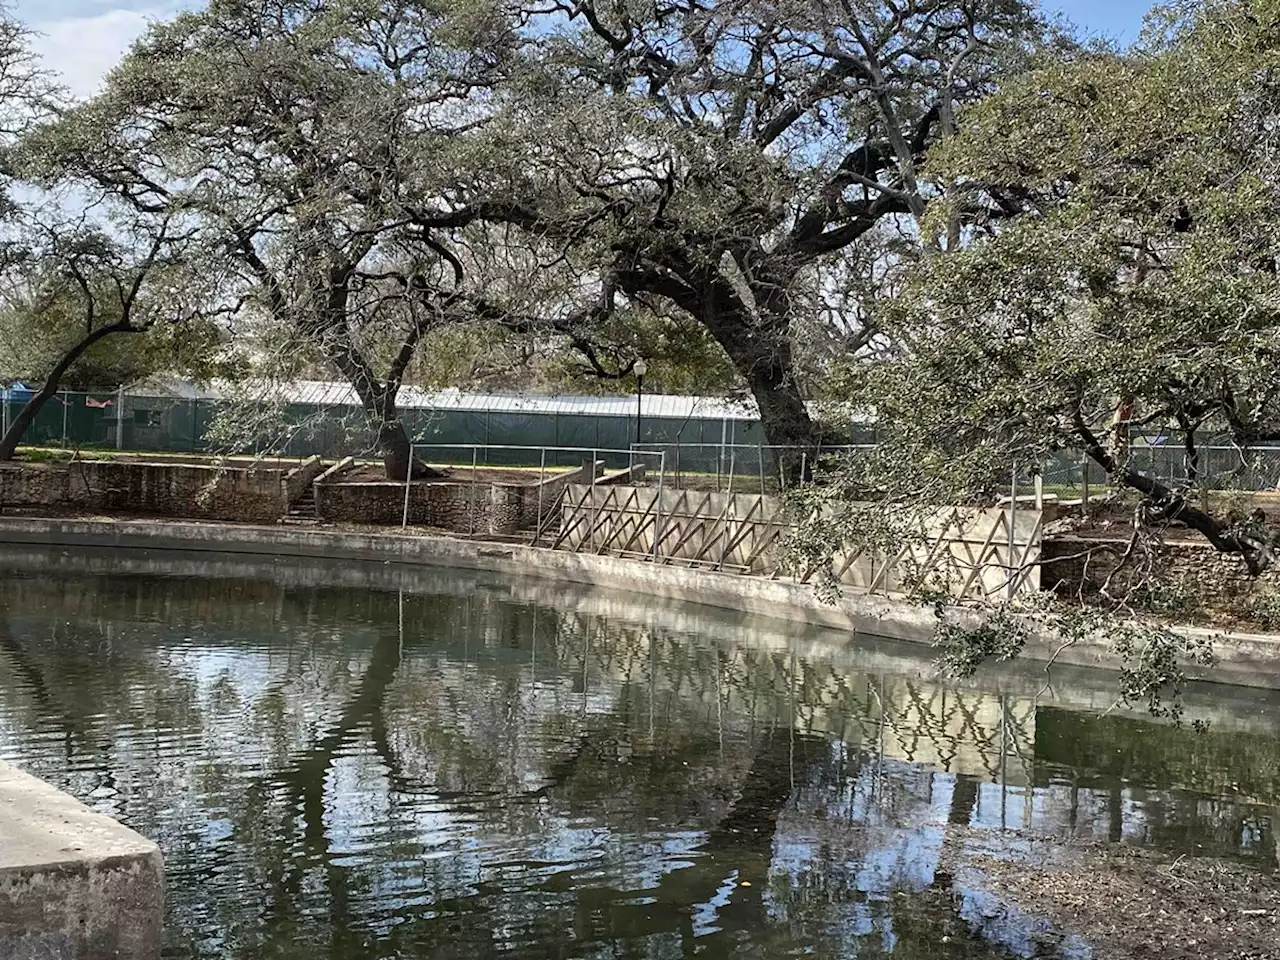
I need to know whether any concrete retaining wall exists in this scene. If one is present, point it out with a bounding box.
[0,461,286,523]
[0,761,163,960]
[2,516,1280,688]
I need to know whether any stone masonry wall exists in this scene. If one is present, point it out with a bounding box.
[516,462,599,530]
[284,455,325,505]
[316,480,525,535]
[0,461,287,523]
[1041,535,1280,599]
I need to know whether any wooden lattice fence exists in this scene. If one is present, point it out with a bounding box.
[555,484,1041,601]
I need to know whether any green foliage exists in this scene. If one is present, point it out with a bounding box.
[1111,623,1218,724]
[932,601,1218,723]
[0,282,234,390]
[17,447,71,463]
[1241,589,1280,630]
[933,608,1030,677]
[855,0,1280,476]
[795,2,1280,705]
[1127,576,1208,619]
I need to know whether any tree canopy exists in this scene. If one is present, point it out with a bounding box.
[8,0,1056,476]
[824,0,1280,573]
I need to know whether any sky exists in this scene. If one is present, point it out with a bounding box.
[15,0,1157,99]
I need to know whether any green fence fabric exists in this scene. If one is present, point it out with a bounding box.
[8,391,1280,489]
[1,391,779,469]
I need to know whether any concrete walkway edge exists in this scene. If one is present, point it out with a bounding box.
[0,760,163,960]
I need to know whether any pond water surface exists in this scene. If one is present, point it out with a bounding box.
[1,547,1279,959]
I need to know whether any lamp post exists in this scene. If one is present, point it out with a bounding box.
[633,358,648,446]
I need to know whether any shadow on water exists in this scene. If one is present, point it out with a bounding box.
[1,546,1279,958]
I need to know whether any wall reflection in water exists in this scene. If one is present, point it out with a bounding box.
[1,551,1278,959]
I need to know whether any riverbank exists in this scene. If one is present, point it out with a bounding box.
[953,836,1280,959]
[5,514,1280,690]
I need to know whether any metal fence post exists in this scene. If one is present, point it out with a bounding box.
[719,415,728,489]
[469,445,479,537]
[60,390,68,447]
[1081,452,1090,510]
[652,452,666,561]
[115,384,125,450]
[536,447,547,539]
[758,444,766,496]
[401,442,414,529]
[1007,465,1019,601]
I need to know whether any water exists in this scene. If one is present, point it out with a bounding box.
[2,547,1280,959]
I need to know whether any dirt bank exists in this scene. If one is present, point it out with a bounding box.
[965,839,1280,959]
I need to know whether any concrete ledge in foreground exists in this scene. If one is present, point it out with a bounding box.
[0,761,163,960]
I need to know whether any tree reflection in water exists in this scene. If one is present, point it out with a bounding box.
[1,556,1279,959]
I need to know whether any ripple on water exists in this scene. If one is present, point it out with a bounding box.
[2,561,1279,960]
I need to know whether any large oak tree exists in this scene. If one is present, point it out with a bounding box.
[420,0,1049,474]
[22,0,517,479]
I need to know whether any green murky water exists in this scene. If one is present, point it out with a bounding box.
[1,547,1279,959]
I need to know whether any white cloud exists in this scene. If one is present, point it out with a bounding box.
[31,6,175,99]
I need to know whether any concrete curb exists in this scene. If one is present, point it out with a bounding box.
[0,761,163,960]
[3,515,1280,688]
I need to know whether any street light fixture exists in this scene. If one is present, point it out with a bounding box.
[633,358,648,446]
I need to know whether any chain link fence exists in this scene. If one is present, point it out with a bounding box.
[9,390,1280,497]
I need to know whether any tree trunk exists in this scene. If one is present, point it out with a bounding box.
[365,388,442,482]
[1074,411,1279,574]
[700,304,816,483]
[378,415,438,482]
[317,325,443,482]
[0,322,133,461]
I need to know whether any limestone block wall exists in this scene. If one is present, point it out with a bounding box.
[516,462,599,530]
[1041,535,1280,599]
[316,480,526,535]
[0,461,287,522]
[0,463,68,507]
[283,455,325,505]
